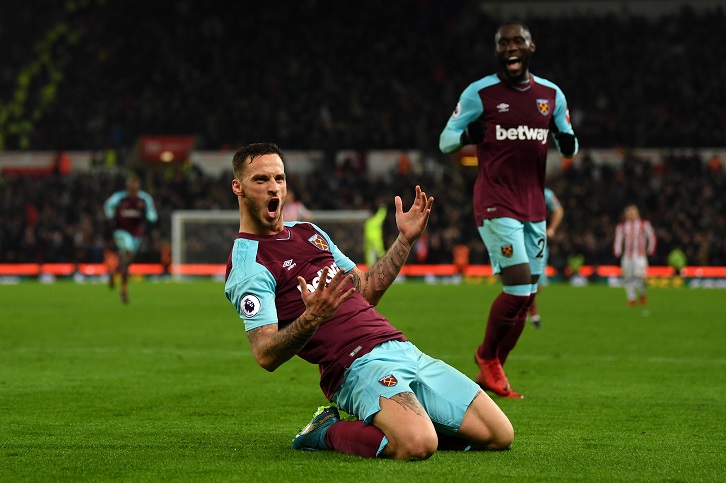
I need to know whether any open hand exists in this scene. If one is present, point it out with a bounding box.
[395,185,434,245]
[297,266,355,328]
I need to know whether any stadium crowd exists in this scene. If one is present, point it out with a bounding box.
[2,150,724,272]
[1,1,725,272]
[2,1,725,152]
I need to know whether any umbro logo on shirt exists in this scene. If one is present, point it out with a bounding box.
[497,103,510,112]
[283,259,296,271]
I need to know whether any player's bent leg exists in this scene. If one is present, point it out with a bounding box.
[457,389,514,451]
[477,269,531,397]
[118,251,132,276]
[624,276,637,306]
[373,392,438,460]
[118,251,134,304]
[478,266,532,362]
[638,277,647,305]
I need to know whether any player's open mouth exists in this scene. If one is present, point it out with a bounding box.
[267,198,280,217]
[506,56,522,71]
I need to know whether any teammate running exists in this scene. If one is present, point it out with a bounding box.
[439,21,578,398]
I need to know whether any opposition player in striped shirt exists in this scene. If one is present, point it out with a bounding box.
[613,204,656,306]
[439,21,577,398]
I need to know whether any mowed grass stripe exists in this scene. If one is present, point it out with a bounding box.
[1,280,724,482]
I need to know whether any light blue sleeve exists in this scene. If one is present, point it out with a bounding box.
[103,191,125,219]
[536,76,579,157]
[139,191,158,223]
[224,238,279,331]
[439,76,498,154]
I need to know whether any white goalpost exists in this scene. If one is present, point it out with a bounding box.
[170,210,371,278]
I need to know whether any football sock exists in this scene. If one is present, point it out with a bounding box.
[324,420,385,458]
[638,279,647,304]
[528,299,538,317]
[498,293,535,366]
[625,278,637,303]
[478,292,529,361]
[436,432,471,451]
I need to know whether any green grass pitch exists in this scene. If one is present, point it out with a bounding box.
[1,279,724,482]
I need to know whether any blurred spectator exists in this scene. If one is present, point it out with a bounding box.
[282,189,313,223]
[1,150,725,267]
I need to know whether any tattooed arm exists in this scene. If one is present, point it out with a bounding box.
[247,266,355,371]
[350,185,434,306]
[350,234,411,305]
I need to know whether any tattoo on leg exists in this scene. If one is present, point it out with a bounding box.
[391,392,426,417]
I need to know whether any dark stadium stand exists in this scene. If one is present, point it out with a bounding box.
[1,1,724,270]
[2,1,725,151]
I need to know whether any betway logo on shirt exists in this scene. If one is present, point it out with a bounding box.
[496,125,549,144]
[297,263,342,294]
[120,208,142,218]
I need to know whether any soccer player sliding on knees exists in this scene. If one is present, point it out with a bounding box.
[224,142,513,460]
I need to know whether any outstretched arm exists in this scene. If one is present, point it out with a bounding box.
[350,185,434,305]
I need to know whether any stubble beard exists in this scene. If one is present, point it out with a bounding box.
[244,195,281,233]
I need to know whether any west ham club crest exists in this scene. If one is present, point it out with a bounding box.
[536,98,550,116]
[501,244,513,258]
[308,233,329,251]
[379,374,398,387]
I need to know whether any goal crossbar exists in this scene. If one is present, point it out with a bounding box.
[171,209,371,278]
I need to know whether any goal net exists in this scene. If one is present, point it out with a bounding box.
[171,210,371,278]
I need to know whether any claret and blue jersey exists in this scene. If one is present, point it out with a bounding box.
[103,190,158,237]
[439,72,577,224]
[224,222,406,400]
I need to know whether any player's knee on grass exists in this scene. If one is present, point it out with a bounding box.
[376,396,438,460]
[489,420,514,450]
[469,420,514,451]
[384,427,438,460]
[459,391,515,451]
[379,415,438,460]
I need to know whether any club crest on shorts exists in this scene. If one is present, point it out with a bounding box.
[240,294,261,318]
[308,233,329,251]
[379,374,398,387]
[501,244,513,258]
[536,98,550,116]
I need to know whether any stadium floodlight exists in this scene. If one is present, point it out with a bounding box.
[171,210,371,279]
